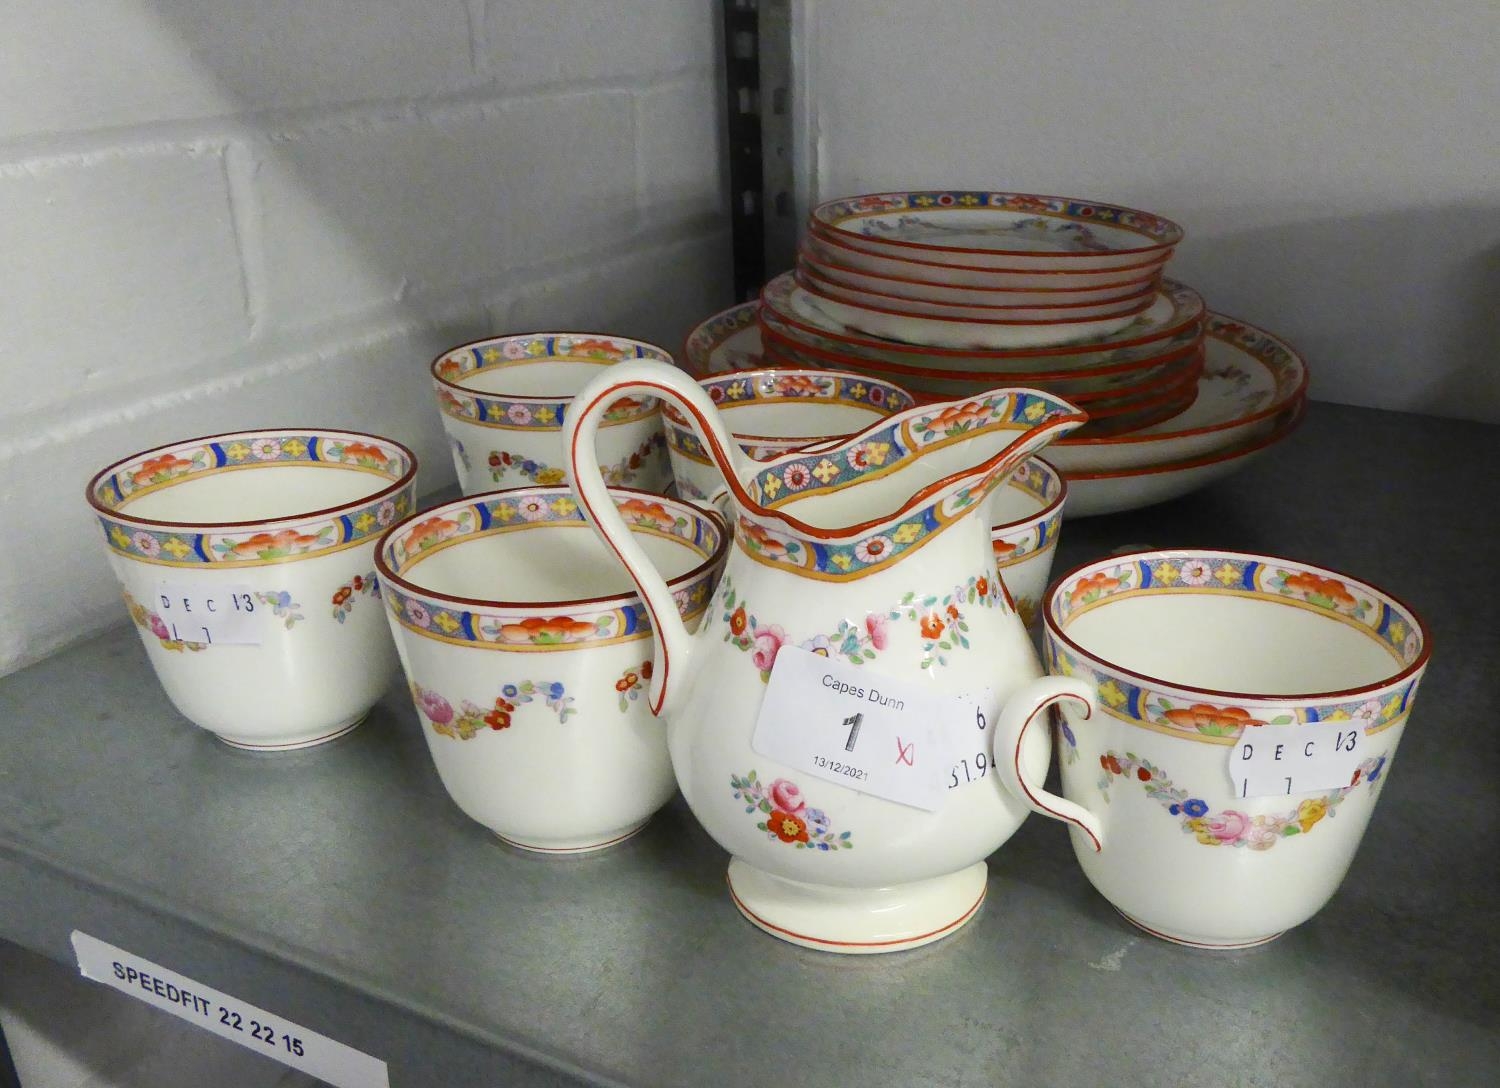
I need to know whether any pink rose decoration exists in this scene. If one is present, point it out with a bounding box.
[865,613,888,651]
[751,624,788,674]
[148,615,170,640]
[769,778,805,814]
[415,686,454,725]
[1203,810,1249,844]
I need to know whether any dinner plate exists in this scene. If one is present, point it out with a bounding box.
[809,190,1183,271]
[1062,397,1306,518]
[761,272,1205,371]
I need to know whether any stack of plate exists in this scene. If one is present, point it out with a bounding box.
[682,191,1307,517]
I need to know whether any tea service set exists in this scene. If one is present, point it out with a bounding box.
[86,191,1427,955]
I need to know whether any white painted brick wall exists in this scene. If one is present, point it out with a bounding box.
[0,1,479,142]
[479,1,718,85]
[251,93,640,328]
[0,147,251,418]
[0,0,731,681]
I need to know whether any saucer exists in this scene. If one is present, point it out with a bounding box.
[762,272,1205,368]
[795,268,1153,350]
[1062,397,1306,518]
[1046,314,1309,473]
[809,190,1183,272]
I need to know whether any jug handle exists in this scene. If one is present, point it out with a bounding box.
[993,676,1105,852]
[563,360,753,717]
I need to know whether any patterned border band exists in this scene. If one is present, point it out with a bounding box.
[1044,552,1428,743]
[378,489,725,650]
[812,191,1184,248]
[432,333,669,429]
[92,432,415,568]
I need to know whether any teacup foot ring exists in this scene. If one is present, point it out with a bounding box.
[216,711,370,752]
[496,818,652,856]
[1115,907,1284,950]
[726,858,987,954]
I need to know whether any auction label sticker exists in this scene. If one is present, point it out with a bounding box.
[72,931,388,1088]
[153,581,263,645]
[751,646,973,811]
[1229,719,1370,799]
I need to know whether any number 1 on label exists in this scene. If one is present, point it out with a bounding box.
[842,713,864,752]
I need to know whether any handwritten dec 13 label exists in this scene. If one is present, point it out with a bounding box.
[1229,719,1369,798]
[72,931,388,1088]
[154,581,263,645]
[752,646,987,812]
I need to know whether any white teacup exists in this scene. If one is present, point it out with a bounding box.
[87,429,418,749]
[431,332,672,497]
[1002,549,1431,948]
[375,486,727,853]
[662,368,914,503]
[989,457,1066,628]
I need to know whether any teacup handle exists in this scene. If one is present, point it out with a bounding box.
[563,360,753,716]
[993,676,1105,852]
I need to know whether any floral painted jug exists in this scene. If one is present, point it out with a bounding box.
[563,361,1096,953]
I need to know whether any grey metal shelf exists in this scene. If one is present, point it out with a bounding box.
[2,401,1497,1086]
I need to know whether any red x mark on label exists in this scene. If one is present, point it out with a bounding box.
[895,737,914,767]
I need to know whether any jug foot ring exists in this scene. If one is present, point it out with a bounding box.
[215,710,370,752]
[495,818,652,856]
[1114,907,1284,950]
[725,858,987,955]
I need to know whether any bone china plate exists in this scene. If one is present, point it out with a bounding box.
[810,190,1184,271]
[1046,314,1309,473]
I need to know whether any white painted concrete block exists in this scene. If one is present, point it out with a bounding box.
[250,93,637,329]
[479,0,717,85]
[0,1,476,142]
[495,230,733,356]
[0,320,462,677]
[0,148,251,419]
[637,78,726,229]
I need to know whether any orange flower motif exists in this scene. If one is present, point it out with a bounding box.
[132,454,193,484]
[975,576,990,598]
[229,528,321,557]
[925,402,989,434]
[1070,572,1122,604]
[332,586,352,606]
[766,809,809,844]
[920,613,946,640]
[640,660,653,679]
[615,677,633,692]
[945,603,960,622]
[498,615,597,645]
[617,498,676,531]
[406,516,460,551]
[742,522,789,559]
[774,375,822,396]
[341,442,387,463]
[570,338,626,358]
[1161,704,1267,733]
[1284,571,1357,609]
[729,606,748,636]
[484,708,512,730]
